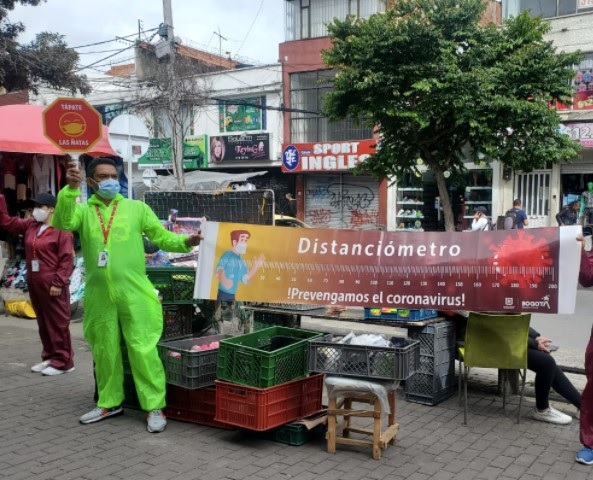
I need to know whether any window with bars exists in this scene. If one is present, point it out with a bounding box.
[290,70,373,142]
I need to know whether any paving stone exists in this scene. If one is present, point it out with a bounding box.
[0,316,588,480]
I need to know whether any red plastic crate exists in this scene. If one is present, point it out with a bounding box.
[214,373,324,431]
[164,385,235,429]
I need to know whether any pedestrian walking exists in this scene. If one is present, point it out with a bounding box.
[504,198,528,229]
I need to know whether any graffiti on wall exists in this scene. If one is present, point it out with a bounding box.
[306,181,379,229]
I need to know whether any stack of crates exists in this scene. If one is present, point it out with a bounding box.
[156,334,235,428]
[214,326,325,432]
[405,320,457,405]
[147,266,196,339]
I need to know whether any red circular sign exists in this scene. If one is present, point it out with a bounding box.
[43,97,103,152]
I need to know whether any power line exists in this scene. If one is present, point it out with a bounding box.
[75,45,135,72]
[72,28,158,49]
[233,0,265,59]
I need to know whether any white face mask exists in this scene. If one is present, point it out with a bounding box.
[32,208,49,223]
[235,243,247,254]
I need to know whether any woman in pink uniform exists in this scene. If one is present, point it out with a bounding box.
[0,192,74,376]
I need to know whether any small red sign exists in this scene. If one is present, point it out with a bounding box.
[43,97,103,152]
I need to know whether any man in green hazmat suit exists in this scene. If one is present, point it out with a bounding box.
[53,157,201,433]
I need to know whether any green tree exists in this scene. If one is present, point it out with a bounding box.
[0,0,90,94]
[322,0,582,231]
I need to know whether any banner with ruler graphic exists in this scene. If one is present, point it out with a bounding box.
[195,223,582,314]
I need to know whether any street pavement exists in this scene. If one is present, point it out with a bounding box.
[1,313,592,480]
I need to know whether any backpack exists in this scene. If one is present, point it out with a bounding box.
[503,209,518,230]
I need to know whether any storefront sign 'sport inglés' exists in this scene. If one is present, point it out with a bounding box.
[281,139,376,173]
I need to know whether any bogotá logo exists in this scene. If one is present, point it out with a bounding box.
[522,295,551,310]
[59,112,87,137]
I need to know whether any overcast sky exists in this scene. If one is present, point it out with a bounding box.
[10,0,286,73]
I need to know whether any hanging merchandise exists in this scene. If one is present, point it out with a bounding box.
[32,154,56,195]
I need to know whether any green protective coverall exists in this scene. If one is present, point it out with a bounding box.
[52,187,192,410]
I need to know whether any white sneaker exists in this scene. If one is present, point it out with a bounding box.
[31,360,50,373]
[532,406,572,425]
[147,409,167,433]
[41,366,75,376]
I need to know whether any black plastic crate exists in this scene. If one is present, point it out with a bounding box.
[308,335,419,381]
[157,335,229,389]
[407,321,456,356]
[405,371,457,402]
[405,384,457,406]
[418,348,456,375]
[162,305,193,340]
[122,372,141,410]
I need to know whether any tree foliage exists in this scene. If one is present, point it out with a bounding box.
[0,0,90,94]
[322,0,582,230]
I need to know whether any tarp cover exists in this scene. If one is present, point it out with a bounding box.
[0,104,117,156]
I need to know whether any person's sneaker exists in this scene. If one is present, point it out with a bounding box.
[147,409,167,433]
[79,406,124,424]
[31,360,50,373]
[576,447,593,465]
[41,366,75,376]
[532,406,572,425]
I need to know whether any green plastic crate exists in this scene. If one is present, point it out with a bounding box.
[146,267,195,304]
[216,326,323,388]
[258,422,326,446]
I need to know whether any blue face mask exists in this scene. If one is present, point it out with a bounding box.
[94,178,121,199]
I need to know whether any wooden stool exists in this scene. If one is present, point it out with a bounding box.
[326,388,398,460]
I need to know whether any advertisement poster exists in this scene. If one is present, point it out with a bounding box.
[195,223,582,314]
[219,97,265,132]
[208,133,270,165]
[138,136,207,169]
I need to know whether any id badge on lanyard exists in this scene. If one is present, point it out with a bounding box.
[98,250,108,267]
[31,259,40,272]
[96,202,118,269]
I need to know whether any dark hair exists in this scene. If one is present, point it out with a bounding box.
[87,157,117,178]
[513,198,521,207]
[230,230,250,243]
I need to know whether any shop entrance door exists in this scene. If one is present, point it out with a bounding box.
[515,171,551,228]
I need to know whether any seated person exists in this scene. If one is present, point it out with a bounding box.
[528,327,581,424]
[556,201,581,226]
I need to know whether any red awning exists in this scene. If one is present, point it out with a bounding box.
[0,104,117,156]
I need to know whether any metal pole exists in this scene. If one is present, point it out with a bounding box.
[162,0,185,190]
[126,115,133,199]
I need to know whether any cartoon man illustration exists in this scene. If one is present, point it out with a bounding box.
[216,229,265,300]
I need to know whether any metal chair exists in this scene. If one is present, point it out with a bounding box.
[457,312,531,425]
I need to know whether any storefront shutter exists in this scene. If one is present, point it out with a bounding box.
[304,173,380,230]
[560,163,593,174]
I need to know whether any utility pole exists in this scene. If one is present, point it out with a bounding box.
[162,0,185,190]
